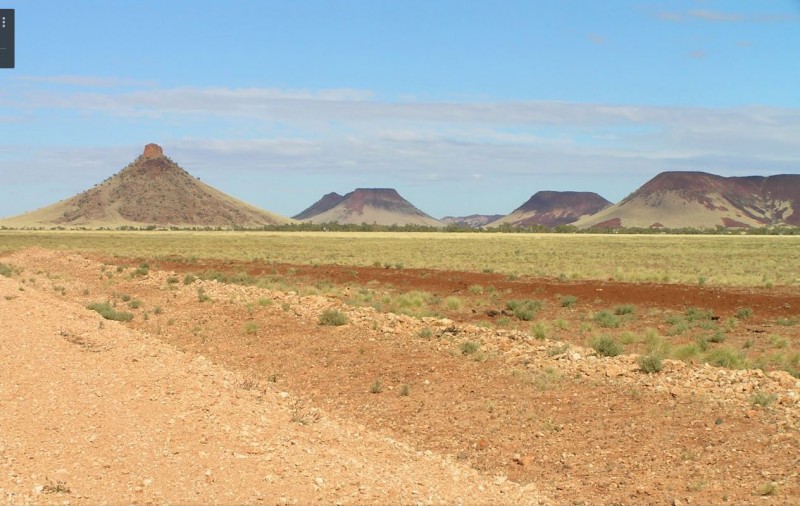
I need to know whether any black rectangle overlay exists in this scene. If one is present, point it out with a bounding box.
[1,9,15,68]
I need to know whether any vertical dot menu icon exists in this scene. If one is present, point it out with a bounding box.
[1,9,14,68]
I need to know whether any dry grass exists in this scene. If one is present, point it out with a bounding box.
[2,231,800,287]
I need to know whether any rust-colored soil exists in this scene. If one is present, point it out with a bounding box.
[1,248,798,505]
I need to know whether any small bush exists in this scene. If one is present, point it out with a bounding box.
[369,378,383,394]
[594,310,622,328]
[638,354,663,373]
[244,321,260,335]
[166,276,179,284]
[468,285,484,295]
[750,391,777,407]
[776,317,797,326]
[708,329,726,344]
[705,348,745,369]
[183,273,197,285]
[197,286,210,302]
[685,307,714,322]
[460,341,481,355]
[86,301,133,322]
[532,322,548,340]
[417,327,433,338]
[132,263,150,277]
[1,263,18,277]
[736,307,753,319]
[560,295,578,308]
[613,304,635,316]
[507,299,543,321]
[127,299,142,309]
[399,384,410,396]
[591,335,622,357]
[319,309,348,326]
[445,296,463,310]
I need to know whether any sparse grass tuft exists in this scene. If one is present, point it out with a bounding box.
[590,335,622,357]
[244,321,260,335]
[319,309,348,326]
[613,304,635,315]
[369,378,383,394]
[86,301,133,322]
[460,340,481,355]
[560,295,578,308]
[506,299,543,321]
[417,327,433,338]
[750,390,777,408]
[638,354,663,374]
[736,307,753,319]
[594,310,622,328]
[705,347,745,369]
[399,384,410,396]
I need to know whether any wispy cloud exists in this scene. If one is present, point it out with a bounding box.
[656,9,800,23]
[587,33,605,45]
[12,75,159,88]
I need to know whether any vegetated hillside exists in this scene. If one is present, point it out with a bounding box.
[1,144,294,228]
[292,192,345,220]
[575,171,800,229]
[488,191,612,228]
[441,214,504,228]
[298,188,443,227]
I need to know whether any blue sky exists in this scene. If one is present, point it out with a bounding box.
[1,0,799,219]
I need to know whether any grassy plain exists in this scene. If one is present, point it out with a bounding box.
[1,230,799,287]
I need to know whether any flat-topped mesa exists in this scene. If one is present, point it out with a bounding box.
[142,143,164,159]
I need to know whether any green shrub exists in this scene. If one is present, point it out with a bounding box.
[614,304,635,315]
[736,307,753,319]
[417,327,433,338]
[685,307,714,322]
[244,321,260,334]
[86,301,133,322]
[560,295,578,308]
[507,299,543,321]
[750,391,777,407]
[594,310,622,328]
[468,285,484,295]
[638,354,663,373]
[183,273,197,285]
[132,263,150,277]
[705,348,745,369]
[460,341,480,355]
[319,309,348,326]
[370,378,383,394]
[445,296,463,310]
[532,322,548,340]
[399,384,410,396]
[591,335,622,357]
[0,263,16,277]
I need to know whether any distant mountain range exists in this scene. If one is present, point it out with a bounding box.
[2,145,798,230]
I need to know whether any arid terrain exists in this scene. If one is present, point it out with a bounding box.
[1,244,798,505]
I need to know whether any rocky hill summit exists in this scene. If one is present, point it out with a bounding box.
[296,188,443,227]
[489,191,612,228]
[576,171,800,229]
[1,144,293,228]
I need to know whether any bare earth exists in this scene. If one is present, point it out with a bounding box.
[1,248,798,505]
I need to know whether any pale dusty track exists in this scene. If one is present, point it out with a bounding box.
[0,264,544,505]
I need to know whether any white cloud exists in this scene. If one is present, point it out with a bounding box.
[12,75,158,88]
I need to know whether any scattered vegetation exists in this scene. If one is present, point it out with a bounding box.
[369,377,383,394]
[559,295,577,308]
[460,340,481,355]
[86,301,133,322]
[590,335,623,357]
[638,354,663,374]
[319,309,348,326]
